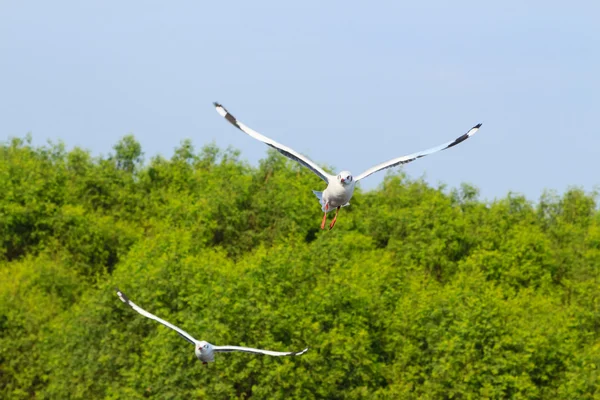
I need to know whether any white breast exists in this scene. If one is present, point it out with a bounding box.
[195,348,215,362]
[324,181,355,208]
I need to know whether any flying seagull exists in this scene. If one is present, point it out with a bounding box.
[116,289,308,364]
[214,102,482,230]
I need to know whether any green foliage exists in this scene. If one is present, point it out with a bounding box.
[1,135,599,398]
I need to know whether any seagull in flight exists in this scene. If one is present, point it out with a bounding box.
[116,289,308,364]
[214,102,482,230]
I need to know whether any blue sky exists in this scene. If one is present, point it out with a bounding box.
[1,1,598,201]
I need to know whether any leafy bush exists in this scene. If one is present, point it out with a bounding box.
[1,136,599,398]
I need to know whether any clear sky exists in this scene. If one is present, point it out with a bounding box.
[1,1,598,201]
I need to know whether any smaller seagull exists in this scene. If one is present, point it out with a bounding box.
[214,102,482,230]
[116,289,308,364]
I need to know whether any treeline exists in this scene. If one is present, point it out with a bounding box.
[1,135,599,399]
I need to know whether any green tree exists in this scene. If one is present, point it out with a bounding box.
[1,135,599,399]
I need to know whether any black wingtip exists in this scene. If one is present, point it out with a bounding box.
[294,347,309,356]
[116,288,129,304]
[213,102,221,108]
[474,123,482,129]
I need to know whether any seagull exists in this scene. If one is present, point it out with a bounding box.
[116,289,308,364]
[214,102,482,230]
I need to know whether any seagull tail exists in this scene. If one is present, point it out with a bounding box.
[312,190,328,212]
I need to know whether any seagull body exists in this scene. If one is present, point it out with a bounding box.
[214,102,482,229]
[311,171,355,228]
[116,289,308,364]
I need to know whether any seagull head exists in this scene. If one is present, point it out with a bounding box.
[195,341,215,362]
[197,341,213,353]
[337,171,354,186]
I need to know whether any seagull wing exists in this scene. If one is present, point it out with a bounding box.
[212,345,309,357]
[214,102,332,183]
[116,289,197,345]
[355,123,482,181]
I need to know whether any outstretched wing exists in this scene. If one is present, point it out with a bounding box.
[213,345,309,357]
[214,102,332,183]
[116,289,197,345]
[355,123,482,181]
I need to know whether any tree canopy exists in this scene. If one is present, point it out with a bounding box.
[1,135,599,399]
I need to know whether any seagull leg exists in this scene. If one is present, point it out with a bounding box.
[329,206,340,230]
[321,203,329,230]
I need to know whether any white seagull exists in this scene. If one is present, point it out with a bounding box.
[214,102,482,230]
[116,289,308,364]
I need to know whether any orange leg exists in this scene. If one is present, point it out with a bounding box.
[321,203,329,229]
[329,206,341,230]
